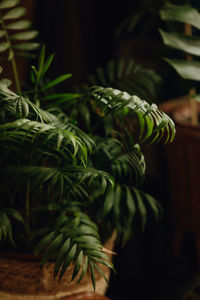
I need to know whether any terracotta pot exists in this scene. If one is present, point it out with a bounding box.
[0,233,116,300]
[159,97,200,261]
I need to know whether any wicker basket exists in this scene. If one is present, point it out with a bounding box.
[0,233,116,300]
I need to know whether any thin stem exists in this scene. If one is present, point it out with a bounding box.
[0,18,21,94]
[25,179,31,234]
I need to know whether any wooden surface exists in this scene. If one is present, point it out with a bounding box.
[61,292,111,300]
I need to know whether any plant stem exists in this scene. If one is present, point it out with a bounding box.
[0,18,21,94]
[25,179,31,234]
[184,23,198,126]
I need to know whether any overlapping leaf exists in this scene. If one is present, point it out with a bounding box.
[160,3,200,82]
[88,86,175,145]
[33,212,113,288]
[89,59,162,101]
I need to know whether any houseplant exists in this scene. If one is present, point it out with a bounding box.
[158,1,200,261]
[0,0,176,299]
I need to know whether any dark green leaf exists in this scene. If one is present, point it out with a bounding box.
[2,6,26,20]
[11,30,38,40]
[164,58,200,81]
[160,4,200,30]
[6,20,31,30]
[41,74,72,91]
[0,42,9,52]
[13,42,40,51]
[0,0,19,9]
[160,30,200,57]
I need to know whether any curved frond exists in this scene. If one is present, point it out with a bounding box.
[5,165,114,201]
[96,184,162,245]
[88,86,175,144]
[33,212,113,288]
[89,59,162,101]
[0,118,94,164]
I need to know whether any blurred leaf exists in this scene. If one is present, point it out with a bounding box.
[11,30,38,40]
[160,29,200,57]
[2,6,26,20]
[6,19,31,30]
[0,0,19,9]
[160,4,200,30]
[164,58,200,81]
[13,42,40,51]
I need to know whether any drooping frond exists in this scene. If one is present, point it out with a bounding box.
[33,212,113,288]
[89,59,162,101]
[87,86,175,145]
[94,137,145,186]
[0,119,92,164]
[5,165,114,201]
[96,184,162,245]
[0,208,24,246]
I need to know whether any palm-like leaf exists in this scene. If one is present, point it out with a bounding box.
[87,86,175,144]
[89,59,162,101]
[33,212,113,288]
[96,184,162,245]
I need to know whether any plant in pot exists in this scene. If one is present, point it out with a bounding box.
[0,1,176,299]
[158,1,200,263]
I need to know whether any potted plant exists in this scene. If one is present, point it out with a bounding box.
[0,1,175,299]
[158,1,200,260]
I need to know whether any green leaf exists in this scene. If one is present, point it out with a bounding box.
[0,0,19,9]
[0,42,9,52]
[102,188,114,218]
[11,30,38,40]
[59,243,77,279]
[39,53,55,80]
[5,208,25,224]
[0,30,5,38]
[159,30,200,57]
[160,4,200,30]
[164,58,200,81]
[90,261,96,290]
[76,256,88,284]
[93,263,109,285]
[41,234,64,266]
[133,188,147,232]
[6,20,31,30]
[71,250,84,281]
[54,238,71,277]
[34,231,58,255]
[13,42,40,51]
[41,74,72,91]
[2,6,26,20]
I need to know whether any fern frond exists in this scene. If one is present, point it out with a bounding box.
[33,212,113,288]
[0,118,93,164]
[96,184,162,245]
[88,86,175,145]
[5,165,114,201]
[89,59,162,101]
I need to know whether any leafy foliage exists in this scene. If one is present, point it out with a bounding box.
[159,3,200,82]
[89,59,162,101]
[0,3,176,289]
